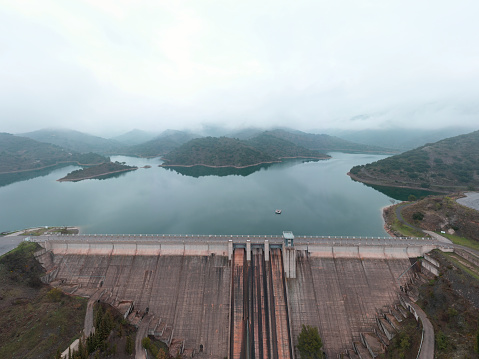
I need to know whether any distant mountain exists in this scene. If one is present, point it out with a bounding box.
[0,133,108,174]
[124,130,200,157]
[267,129,395,153]
[227,128,265,140]
[246,133,328,159]
[349,130,479,192]
[162,137,279,167]
[111,129,158,146]
[20,128,125,154]
[325,127,475,151]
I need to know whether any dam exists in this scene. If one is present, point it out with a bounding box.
[33,232,445,358]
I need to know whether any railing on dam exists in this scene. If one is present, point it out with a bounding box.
[30,233,441,248]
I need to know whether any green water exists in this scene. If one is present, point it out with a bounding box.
[0,153,417,236]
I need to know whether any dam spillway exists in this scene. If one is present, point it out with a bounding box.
[33,233,444,358]
[231,248,292,359]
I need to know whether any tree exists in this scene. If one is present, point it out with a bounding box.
[296,325,324,359]
[408,194,417,202]
[157,348,169,359]
[475,325,479,354]
[125,335,134,355]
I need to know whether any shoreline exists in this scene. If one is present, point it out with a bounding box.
[347,172,452,193]
[381,204,398,237]
[0,161,108,175]
[159,156,330,169]
[159,161,282,169]
[57,168,137,182]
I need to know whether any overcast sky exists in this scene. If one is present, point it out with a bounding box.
[1,0,478,136]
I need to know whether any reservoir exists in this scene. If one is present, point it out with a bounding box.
[0,153,413,236]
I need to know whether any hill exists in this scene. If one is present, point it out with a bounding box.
[349,130,479,192]
[111,129,159,146]
[58,161,138,182]
[124,130,199,157]
[0,133,108,174]
[20,128,125,154]
[161,137,279,167]
[267,129,395,153]
[0,242,87,359]
[326,127,475,151]
[246,133,329,159]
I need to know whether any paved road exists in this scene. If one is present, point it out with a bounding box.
[0,236,25,256]
[135,314,153,359]
[84,290,103,337]
[26,233,443,248]
[405,298,434,359]
[395,203,425,234]
[424,231,453,244]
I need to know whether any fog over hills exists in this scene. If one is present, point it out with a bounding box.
[20,128,125,155]
[326,126,477,151]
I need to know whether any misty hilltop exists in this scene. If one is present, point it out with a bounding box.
[20,128,125,155]
[349,130,479,192]
[0,133,107,174]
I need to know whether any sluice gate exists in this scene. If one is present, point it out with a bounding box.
[230,247,293,359]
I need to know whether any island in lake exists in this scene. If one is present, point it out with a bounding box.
[160,135,330,168]
[57,161,138,182]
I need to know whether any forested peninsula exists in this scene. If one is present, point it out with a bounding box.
[349,130,479,192]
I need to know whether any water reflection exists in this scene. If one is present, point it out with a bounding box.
[360,182,442,201]
[161,158,321,178]
[0,164,71,188]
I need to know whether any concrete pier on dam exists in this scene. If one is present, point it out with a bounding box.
[33,233,447,358]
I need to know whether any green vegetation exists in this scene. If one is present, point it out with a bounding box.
[58,161,137,182]
[246,133,328,159]
[443,252,479,280]
[296,325,324,359]
[68,302,137,358]
[141,336,169,358]
[162,136,279,167]
[350,130,479,191]
[0,242,87,359]
[0,133,108,174]
[416,250,479,358]
[384,195,479,246]
[380,314,421,359]
[439,233,479,251]
[162,135,330,168]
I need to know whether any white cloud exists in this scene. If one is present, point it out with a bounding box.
[1,0,478,134]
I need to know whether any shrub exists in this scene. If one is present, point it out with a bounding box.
[296,325,324,359]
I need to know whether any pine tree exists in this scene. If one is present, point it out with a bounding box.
[296,325,324,359]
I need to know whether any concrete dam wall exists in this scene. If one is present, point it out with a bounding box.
[36,236,438,358]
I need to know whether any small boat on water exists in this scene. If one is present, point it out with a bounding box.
[275,209,282,214]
